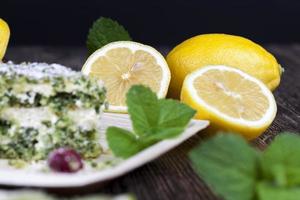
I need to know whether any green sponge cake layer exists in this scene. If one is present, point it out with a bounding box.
[0,62,106,160]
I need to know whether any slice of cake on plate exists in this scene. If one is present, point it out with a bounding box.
[0,62,106,160]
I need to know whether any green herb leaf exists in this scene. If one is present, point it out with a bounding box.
[126,85,196,137]
[158,99,196,128]
[189,133,259,200]
[126,85,160,136]
[261,133,300,186]
[140,127,184,144]
[257,182,300,200]
[86,17,132,54]
[107,85,196,158]
[106,127,144,159]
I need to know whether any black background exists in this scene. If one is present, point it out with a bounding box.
[1,0,300,46]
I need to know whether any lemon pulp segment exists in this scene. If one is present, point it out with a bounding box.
[193,69,269,121]
[90,48,163,106]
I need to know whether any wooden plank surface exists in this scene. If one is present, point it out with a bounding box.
[3,45,300,200]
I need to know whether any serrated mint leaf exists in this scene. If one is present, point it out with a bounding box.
[141,127,184,144]
[106,127,143,158]
[126,85,160,136]
[126,85,196,137]
[158,99,196,128]
[261,133,300,186]
[189,134,258,200]
[86,17,132,54]
[257,182,300,200]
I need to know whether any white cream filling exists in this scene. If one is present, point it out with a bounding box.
[0,107,57,129]
[0,107,101,131]
[13,84,54,97]
[67,108,101,131]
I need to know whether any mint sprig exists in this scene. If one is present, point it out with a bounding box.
[107,85,196,158]
[86,17,132,54]
[189,133,300,200]
[189,134,258,200]
[260,134,300,186]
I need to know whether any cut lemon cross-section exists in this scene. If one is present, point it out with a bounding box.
[82,41,171,112]
[181,65,277,139]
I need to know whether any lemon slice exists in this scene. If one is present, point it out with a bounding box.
[0,18,10,61]
[82,41,170,112]
[181,65,277,139]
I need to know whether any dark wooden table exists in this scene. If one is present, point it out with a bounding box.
[3,45,300,200]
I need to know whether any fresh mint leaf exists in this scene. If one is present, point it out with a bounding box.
[140,127,185,144]
[158,99,196,128]
[106,127,144,159]
[140,99,196,143]
[107,85,196,158]
[126,85,160,136]
[126,85,196,137]
[189,133,259,200]
[260,133,300,186]
[86,17,132,54]
[257,182,300,200]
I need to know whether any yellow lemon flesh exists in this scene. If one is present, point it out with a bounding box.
[167,34,282,98]
[181,65,277,140]
[82,41,171,112]
[0,19,10,61]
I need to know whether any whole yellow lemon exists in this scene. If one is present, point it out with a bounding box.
[0,18,10,61]
[166,34,282,98]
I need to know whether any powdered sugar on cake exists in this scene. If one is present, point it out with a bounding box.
[0,61,80,79]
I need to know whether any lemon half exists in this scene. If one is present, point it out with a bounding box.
[181,65,277,139]
[82,41,171,112]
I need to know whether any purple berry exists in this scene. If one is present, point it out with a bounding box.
[48,148,83,173]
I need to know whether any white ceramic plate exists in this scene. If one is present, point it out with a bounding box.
[0,113,209,188]
[0,190,133,200]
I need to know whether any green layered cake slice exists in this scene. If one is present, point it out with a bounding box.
[0,62,106,160]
